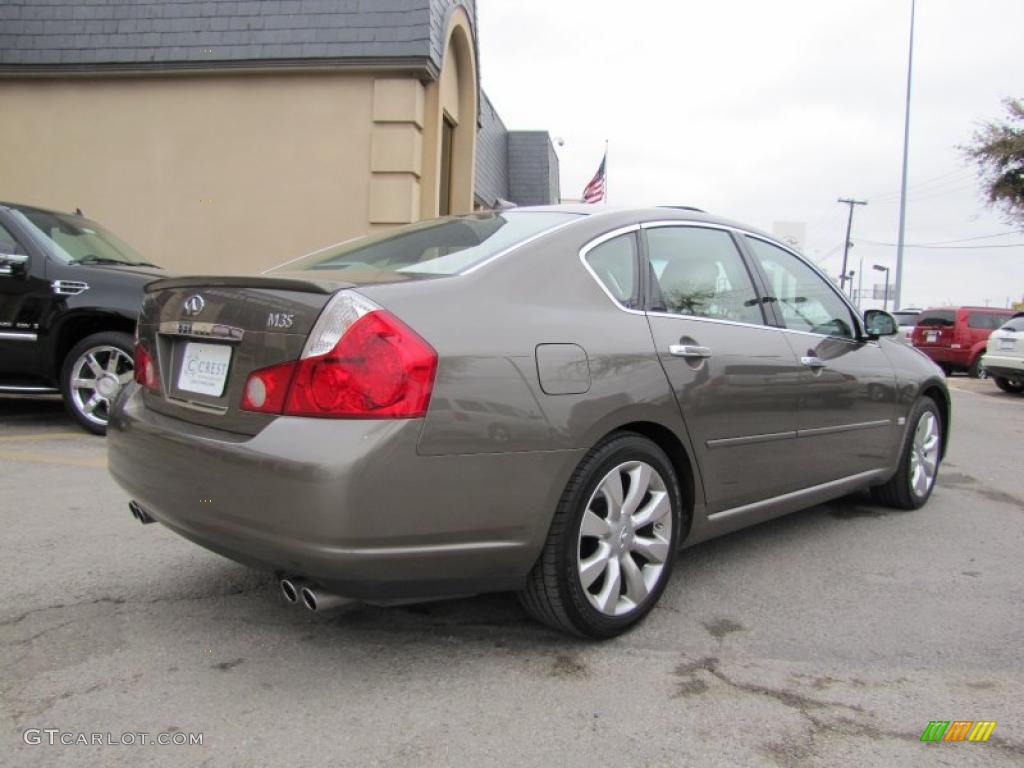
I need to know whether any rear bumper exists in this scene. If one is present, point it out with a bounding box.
[108,386,582,600]
[981,355,1024,378]
[913,346,968,366]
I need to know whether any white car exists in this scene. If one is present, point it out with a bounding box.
[892,308,922,345]
[982,313,1024,394]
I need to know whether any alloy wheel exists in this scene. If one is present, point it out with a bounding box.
[577,461,673,617]
[909,411,940,498]
[69,345,134,428]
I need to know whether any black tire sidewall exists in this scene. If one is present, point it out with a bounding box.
[555,434,682,638]
[60,331,135,435]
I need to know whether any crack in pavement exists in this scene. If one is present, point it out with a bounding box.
[673,656,1024,764]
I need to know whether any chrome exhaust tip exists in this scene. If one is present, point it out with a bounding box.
[129,500,156,525]
[300,585,353,613]
[279,577,311,605]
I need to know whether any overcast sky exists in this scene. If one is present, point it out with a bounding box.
[478,0,1024,309]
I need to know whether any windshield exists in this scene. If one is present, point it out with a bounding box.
[917,309,956,327]
[11,207,156,267]
[267,212,583,277]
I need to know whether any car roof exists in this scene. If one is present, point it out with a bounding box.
[515,204,781,242]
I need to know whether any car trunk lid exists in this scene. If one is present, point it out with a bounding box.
[137,277,346,436]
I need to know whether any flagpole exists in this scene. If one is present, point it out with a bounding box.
[604,139,609,204]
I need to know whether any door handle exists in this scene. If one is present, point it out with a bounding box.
[669,344,712,359]
[800,355,826,369]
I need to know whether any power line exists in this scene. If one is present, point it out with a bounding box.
[856,239,1023,249]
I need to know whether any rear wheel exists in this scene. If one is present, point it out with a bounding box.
[993,375,1024,394]
[871,398,942,510]
[519,433,681,638]
[968,354,985,379]
[60,331,135,435]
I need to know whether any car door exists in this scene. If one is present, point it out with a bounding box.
[0,214,51,385]
[641,223,807,514]
[743,235,898,485]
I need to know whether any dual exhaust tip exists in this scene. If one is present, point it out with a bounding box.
[280,577,352,613]
[129,501,156,525]
[129,502,348,613]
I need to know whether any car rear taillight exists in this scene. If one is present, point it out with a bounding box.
[133,342,160,392]
[240,291,437,419]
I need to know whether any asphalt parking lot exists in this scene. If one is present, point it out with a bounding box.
[1,380,1022,767]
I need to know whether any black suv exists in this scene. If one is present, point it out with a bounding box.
[0,203,164,434]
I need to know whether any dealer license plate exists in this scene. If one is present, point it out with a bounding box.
[177,343,232,397]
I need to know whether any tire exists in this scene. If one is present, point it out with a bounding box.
[968,354,985,379]
[60,331,135,435]
[870,398,942,510]
[518,432,682,638]
[992,376,1024,394]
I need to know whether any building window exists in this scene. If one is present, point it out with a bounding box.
[439,115,455,216]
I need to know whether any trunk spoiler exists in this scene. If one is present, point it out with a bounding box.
[144,275,352,295]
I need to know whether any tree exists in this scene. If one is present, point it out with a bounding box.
[963,98,1024,226]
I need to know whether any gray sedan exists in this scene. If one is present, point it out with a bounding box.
[108,206,949,638]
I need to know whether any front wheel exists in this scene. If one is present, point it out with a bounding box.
[871,398,943,510]
[60,331,135,435]
[519,433,681,638]
[992,375,1024,394]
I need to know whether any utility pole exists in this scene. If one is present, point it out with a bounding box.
[838,198,867,292]
[893,0,916,311]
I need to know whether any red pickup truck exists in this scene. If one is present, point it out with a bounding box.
[912,306,1014,377]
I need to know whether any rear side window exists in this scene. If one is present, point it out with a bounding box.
[646,227,763,324]
[968,311,1010,330]
[0,222,21,254]
[585,233,639,308]
[917,310,955,327]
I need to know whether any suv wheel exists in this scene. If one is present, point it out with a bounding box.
[60,331,135,435]
[519,432,681,638]
[870,398,942,510]
[993,375,1024,394]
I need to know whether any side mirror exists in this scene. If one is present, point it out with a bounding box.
[864,309,898,338]
[0,253,28,277]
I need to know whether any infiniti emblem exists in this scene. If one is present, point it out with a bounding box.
[183,295,205,317]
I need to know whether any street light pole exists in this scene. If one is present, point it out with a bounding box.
[838,197,867,292]
[873,264,891,311]
[893,0,916,311]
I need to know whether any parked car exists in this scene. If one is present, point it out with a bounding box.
[107,207,949,638]
[892,307,922,344]
[0,202,163,433]
[982,312,1024,394]
[911,305,1014,377]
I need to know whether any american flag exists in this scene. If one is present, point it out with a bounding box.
[582,152,606,204]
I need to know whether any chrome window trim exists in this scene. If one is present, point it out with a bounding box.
[459,214,588,276]
[0,331,37,342]
[743,232,868,339]
[579,222,776,334]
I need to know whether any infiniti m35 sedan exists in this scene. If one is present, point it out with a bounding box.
[108,206,949,638]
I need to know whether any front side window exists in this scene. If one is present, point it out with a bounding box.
[968,311,1009,330]
[746,236,855,338]
[646,227,763,324]
[585,233,639,308]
